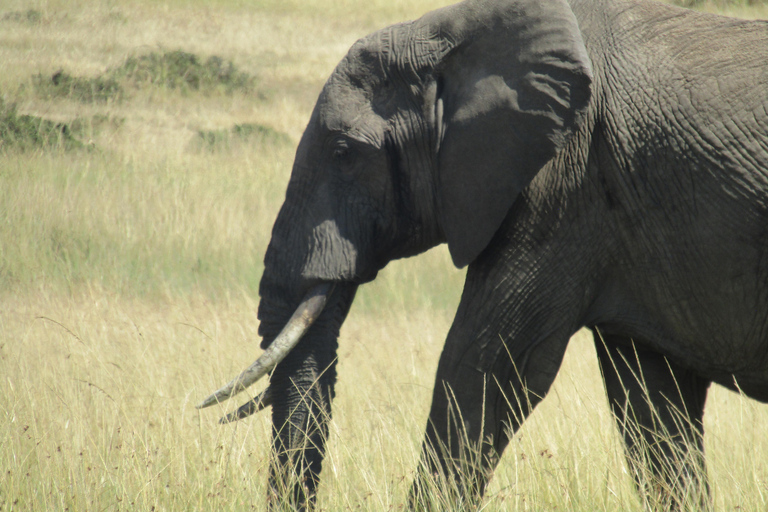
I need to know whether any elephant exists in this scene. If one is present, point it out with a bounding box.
[198,0,768,509]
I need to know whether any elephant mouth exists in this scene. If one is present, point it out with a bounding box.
[196,282,335,410]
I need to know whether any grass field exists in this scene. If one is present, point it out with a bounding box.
[1,0,767,510]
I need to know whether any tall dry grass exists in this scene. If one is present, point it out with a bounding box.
[0,0,767,510]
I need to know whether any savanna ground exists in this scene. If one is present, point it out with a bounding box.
[1,0,767,510]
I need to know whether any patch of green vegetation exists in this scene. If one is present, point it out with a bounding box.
[192,123,291,152]
[32,50,256,103]
[117,50,255,94]
[1,9,43,24]
[0,100,85,152]
[33,70,124,103]
[669,0,767,6]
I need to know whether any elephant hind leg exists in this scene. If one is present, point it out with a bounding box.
[594,331,711,511]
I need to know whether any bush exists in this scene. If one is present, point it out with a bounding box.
[669,0,768,6]
[33,70,123,103]
[117,50,255,94]
[32,50,256,103]
[1,9,43,24]
[0,100,84,152]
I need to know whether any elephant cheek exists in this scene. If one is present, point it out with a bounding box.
[301,219,361,283]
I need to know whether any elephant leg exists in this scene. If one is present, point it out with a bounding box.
[594,331,711,511]
[409,256,577,510]
[410,330,571,510]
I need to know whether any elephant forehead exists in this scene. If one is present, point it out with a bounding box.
[316,80,386,146]
[317,83,367,129]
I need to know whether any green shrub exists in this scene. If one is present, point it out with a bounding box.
[0,100,85,152]
[668,0,768,6]
[1,9,43,24]
[32,50,256,103]
[117,50,255,94]
[33,70,123,103]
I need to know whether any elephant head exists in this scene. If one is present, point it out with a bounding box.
[199,0,592,507]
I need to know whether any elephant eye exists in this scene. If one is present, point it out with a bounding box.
[333,146,349,159]
[331,139,353,164]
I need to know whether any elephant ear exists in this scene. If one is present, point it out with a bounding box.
[425,0,592,267]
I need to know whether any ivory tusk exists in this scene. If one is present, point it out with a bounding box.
[218,386,273,424]
[197,283,333,409]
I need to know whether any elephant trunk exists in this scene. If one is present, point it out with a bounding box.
[256,193,358,506]
[259,281,357,510]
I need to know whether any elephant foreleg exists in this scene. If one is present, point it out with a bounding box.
[594,331,711,512]
[407,218,594,510]
[410,323,572,510]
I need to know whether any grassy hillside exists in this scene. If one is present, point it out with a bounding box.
[1,0,767,510]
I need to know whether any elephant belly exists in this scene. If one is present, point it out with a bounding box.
[597,204,768,396]
[595,267,768,401]
[596,319,768,402]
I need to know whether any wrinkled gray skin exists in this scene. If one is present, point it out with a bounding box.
[251,0,768,509]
